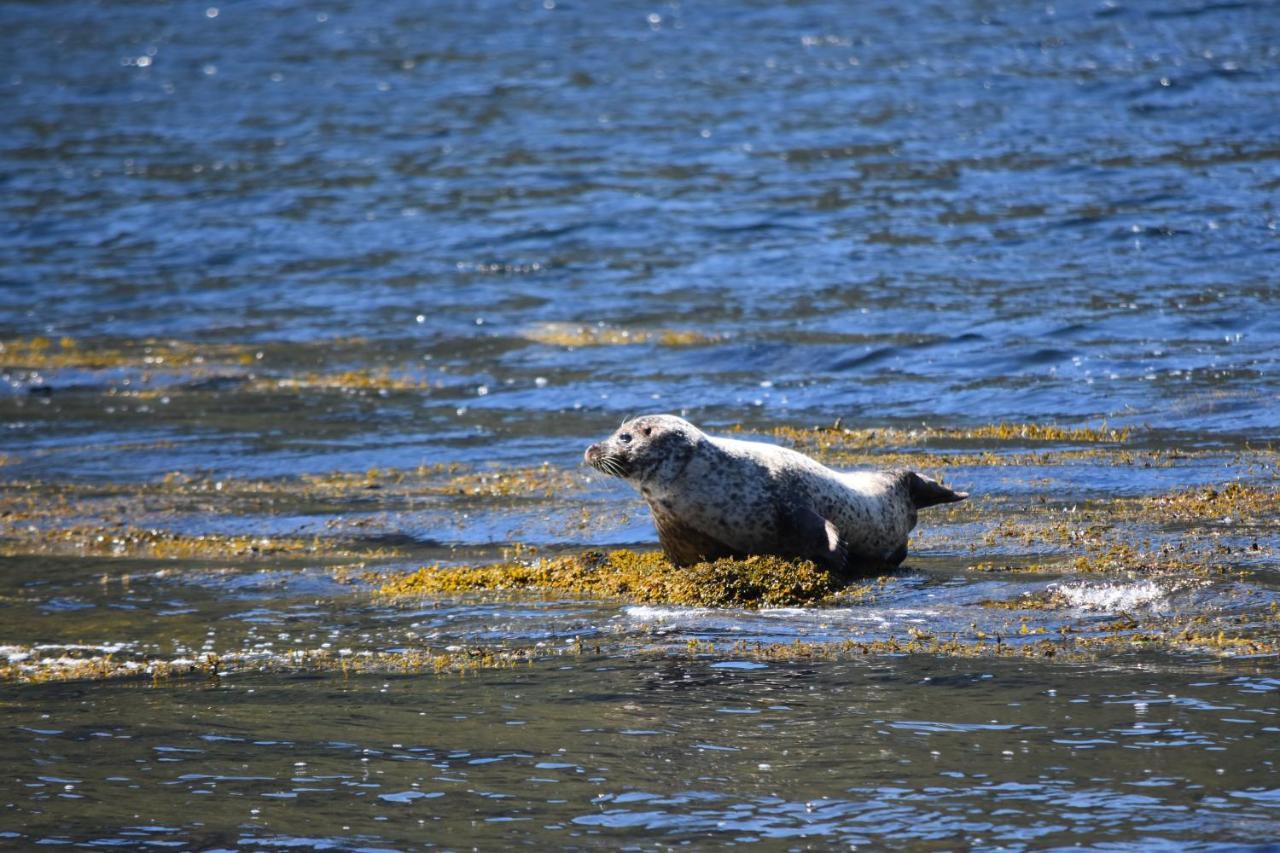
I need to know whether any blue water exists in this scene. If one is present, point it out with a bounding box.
[4,0,1280,468]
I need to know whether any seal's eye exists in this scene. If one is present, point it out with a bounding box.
[618,432,633,444]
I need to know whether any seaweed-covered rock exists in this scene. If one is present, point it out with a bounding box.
[377,549,841,609]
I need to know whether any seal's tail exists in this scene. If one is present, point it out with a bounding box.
[905,472,969,509]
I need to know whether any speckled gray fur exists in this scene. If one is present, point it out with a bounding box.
[584,414,968,575]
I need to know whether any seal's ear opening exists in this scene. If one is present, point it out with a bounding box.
[642,426,652,436]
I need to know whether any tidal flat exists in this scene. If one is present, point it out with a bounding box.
[2,331,1280,848]
[2,402,1278,686]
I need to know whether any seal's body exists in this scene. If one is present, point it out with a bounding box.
[585,415,967,574]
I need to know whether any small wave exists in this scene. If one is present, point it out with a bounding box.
[32,642,133,654]
[623,605,821,624]
[623,606,715,622]
[0,645,32,663]
[1052,580,1168,612]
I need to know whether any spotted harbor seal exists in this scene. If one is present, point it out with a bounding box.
[584,414,967,575]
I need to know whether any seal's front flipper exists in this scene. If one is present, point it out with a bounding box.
[884,543,907,566]
[649,502,739,567]
[782,504,848,574]
[905,472,968,509]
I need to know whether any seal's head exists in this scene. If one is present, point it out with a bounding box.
[584,414,702,486]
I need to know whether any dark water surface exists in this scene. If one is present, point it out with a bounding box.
[2,0,1279,848]
[4,660,1280,848]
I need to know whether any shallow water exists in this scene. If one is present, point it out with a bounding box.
[2,0,1279,848]
[3,660,1279,848]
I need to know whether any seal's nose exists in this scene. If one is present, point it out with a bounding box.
[584,443,600,465]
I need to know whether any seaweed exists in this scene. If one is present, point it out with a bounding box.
[376,549,846,609]
[1135,481,1278,523]
[734,420,1132,452]
[0,335,436,394]
[0,523,400,560]
[522,323,722,348]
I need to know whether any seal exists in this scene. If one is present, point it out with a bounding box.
[584,414,967,574]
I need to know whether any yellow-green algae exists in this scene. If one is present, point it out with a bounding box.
[979,590,1073,611]
[0,462,596,561]
[962,481,1277,535]
[0,335,438,394]
[376,549,862,609]
[0,644,548,685]
[968,536,1269,579]
[441,463,586,498]
[0,461,585,522]
[262,369,434,393]
[0,334,390,372]
[298,463,463,490]
[184,461,583,500]
[733,419,1131,451]
[803,445,1272,471]
[1135,481,1278,523]
[0,523,401,560]
[0,635,1087,687]
[9,609,1277,686]
[941,476,1277,553]
[712,421,1207,472]
[0,335,258,370]
[522,322,722,348]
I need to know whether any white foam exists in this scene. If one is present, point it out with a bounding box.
[757,608,809,619]
[623,605,714,622]
[0,645,31,663]
[1052,580,1168,612]
[31,642,132,654]
[623,605,820,623]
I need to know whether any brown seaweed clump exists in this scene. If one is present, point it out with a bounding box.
[377,549,846,609]
[1137,482,1278,524]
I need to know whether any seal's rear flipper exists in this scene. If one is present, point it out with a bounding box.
[906,472,969,509]
[781,505,848,574]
